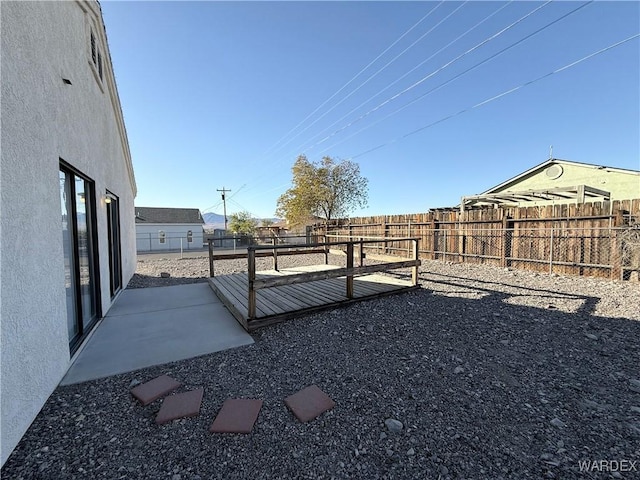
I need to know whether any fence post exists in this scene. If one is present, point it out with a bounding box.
[248,247,256,320]
[346,242,354,299]
[382,216,388,255]
[500,215,510,268]
[412,238,419,286]
[407,218,411,257]
[549,222,554,275]
[208,239,214,277]
[432,221,438,260]
[458,224,465,264]
[610,212,623,280]
[359,237,364,267]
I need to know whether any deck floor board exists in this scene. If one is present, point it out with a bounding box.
[208,265,416,330]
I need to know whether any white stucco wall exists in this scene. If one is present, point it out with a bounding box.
[136,224,205,251]
[1,1,136,465]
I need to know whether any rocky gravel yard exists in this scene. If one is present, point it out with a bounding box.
[3,254,639,479]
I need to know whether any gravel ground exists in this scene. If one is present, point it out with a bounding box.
[3,255,640,479]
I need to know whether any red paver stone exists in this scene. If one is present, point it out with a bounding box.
[209,399,263,434]
[284,385,335,423]
[131,375,181,406]
[155,389,204,425]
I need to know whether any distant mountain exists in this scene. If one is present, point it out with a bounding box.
[202,212,226,229]
[202,213,282,230]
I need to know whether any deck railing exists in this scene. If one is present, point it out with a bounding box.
[207,236,328,277]
[245,238,420,320]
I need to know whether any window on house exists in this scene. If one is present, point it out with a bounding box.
[88,26,103,86]
[187,230,193,243]
[90,31,96,65]
[159,231,166,244]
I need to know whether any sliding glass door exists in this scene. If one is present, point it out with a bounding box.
[106,192,122,297]
[60,164,100,352]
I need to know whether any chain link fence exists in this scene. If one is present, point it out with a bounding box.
[136,232,202,252]
[204,233,312,251]
[326,226,640,281]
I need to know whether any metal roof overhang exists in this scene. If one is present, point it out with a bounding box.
[460,185,610,213]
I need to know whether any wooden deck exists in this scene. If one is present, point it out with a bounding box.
[208,265,417,331]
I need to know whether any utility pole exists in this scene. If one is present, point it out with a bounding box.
[217,187,231,231]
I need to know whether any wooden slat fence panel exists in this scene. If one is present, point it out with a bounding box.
[311,199,640,281]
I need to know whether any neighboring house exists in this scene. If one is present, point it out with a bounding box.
[135,207,204,251]
[462,159,640,211]
[256,220,289,242]
[1,1,136,465]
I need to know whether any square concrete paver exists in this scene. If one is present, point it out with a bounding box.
[131,375,181,406]
[156,389,204,425]
[284,385,335,422]
[210,399,263,434]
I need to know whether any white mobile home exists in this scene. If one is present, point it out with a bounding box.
[1,0,137,464]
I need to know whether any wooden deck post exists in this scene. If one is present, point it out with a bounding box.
[412,239,419,286]
[324,234,329,265]
[359,237,364,267]
[248,247,256,320]
[272,237,278,271]
[346,242,354,299]
[208,239,215,277]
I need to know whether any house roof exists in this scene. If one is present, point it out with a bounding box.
[135,207,204,224]
[481,158,639,195]
[459,158,639,212]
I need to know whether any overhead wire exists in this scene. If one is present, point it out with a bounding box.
[264,2,468,161]
[318,0,592,155]
[345,33,639,160]
[258,2,445,160]
[292,1,513,156]
[239,1,506,195]
[307,0,557,154]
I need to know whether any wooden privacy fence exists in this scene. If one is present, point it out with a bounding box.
[312,199,640,281]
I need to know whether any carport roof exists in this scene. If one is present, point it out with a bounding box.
[460,185,610,212]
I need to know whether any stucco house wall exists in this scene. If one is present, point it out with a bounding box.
[1,0,136,465]
[136,224,205,251]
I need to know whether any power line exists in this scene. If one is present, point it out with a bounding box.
[318,0,591,155]
[346,33,639,160]
[259,2,445,159]
[294,1,513,156]
[201,200,223,213]
[310,0,557,153]
[266,2,468,161]
[234,2,539,194]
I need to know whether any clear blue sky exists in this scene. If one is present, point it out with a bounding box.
[101,1,639,219]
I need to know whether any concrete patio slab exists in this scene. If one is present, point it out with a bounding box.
[61,283,254,385]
